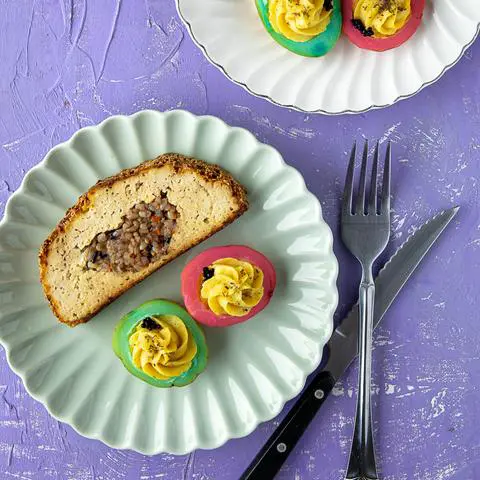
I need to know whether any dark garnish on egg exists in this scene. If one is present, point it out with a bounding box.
[141,317,159,330]
[203,267,215,280]
[324,0,333,11]
[352,19,374,37]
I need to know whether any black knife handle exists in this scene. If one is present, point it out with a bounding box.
[240,370,336,480]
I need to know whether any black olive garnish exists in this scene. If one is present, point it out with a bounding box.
[324,0,333,11]
[352,19,374,37]
[141,317,159,330]
[203,267,215,280]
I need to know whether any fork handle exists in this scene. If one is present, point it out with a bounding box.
[345,280,379,480]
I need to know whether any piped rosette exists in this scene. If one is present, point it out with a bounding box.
[342,0,425,51]
[113,300,207,387]
[181,246,276,327]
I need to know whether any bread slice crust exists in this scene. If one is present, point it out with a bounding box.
[39,153,248,326]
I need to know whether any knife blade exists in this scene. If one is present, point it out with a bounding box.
[240,206,459,480]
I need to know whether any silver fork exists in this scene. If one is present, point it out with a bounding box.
[341,140,391,480]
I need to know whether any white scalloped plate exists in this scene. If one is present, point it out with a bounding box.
[176,0,480,114]
[0,110,338,454]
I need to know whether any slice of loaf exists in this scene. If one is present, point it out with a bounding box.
[39,154,248,326]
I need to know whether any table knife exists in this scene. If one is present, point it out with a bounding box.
[240,206,459,480]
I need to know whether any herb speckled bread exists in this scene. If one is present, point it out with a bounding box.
[39,154,248,326]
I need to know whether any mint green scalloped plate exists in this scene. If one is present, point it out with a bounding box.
[0,110,338,454]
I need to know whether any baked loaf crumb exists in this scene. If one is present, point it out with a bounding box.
[39,154,248,326]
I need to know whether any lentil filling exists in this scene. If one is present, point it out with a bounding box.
[83,193,178,273]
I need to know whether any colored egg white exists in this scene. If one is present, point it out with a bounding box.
[255,0,343,57]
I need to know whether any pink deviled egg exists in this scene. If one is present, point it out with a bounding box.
[181,245,276,327]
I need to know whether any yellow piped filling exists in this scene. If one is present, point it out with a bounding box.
[269,0,333,43]
[354,0,411,37]
[201,258,264,317]
[129,315,197,380]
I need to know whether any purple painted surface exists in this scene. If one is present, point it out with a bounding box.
[0,1,479,479]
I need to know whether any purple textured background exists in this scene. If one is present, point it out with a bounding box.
[0,1,479,479]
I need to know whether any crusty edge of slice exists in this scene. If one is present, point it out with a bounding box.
[38,153,249,327]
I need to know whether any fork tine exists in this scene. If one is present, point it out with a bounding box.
[381,141,391,213]
[342,142,356,215]
[368,141,379,214]
[355,140,368,215]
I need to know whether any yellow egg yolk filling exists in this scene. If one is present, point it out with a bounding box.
[268,0,333,43]
[129,315,197,380]
[201,258,264,317]
[354,0,411,37]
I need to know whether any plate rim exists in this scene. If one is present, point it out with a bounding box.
[175,0,480,116]
[0,109,339,454]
